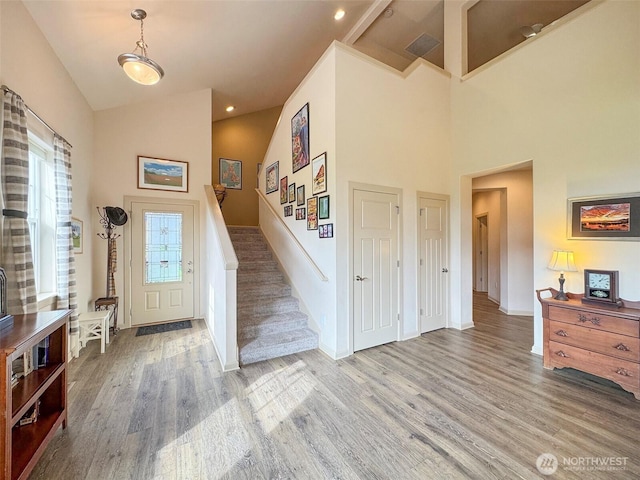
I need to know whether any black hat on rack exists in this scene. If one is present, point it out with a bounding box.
[104,206,128,226]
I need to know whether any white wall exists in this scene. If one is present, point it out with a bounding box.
[0,1,94,355]
[450,0,640,354]
[335,44,452,349]
[473,168,534,315]
[93,89,212,329]
[258,46,338,356]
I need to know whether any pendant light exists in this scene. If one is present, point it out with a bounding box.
[117,9,164,85]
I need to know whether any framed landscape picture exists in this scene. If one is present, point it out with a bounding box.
[138,156,189,192]
[311,152,326,195]
[568,193,640,240]
[292,103,310,173]
[266,161,279,194]
[219,158,242,190]
[71,217,83,254]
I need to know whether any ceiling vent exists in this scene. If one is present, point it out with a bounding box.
[405,33,440,58]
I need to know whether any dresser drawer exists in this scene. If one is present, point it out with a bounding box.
[548,305,639,337]
[549,320,640,362]
[548,341,640,393]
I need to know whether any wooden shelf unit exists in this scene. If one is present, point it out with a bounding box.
[537,288,639,400]
[0,310,70,480]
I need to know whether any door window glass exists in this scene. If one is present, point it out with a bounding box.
[145,212,182,283]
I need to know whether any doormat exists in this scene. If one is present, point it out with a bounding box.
[135,320,192,337]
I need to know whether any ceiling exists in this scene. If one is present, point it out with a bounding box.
[22,0,590,122]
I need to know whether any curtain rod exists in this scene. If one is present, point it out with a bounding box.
[1,84,73,148]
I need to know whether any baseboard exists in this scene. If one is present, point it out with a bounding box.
[498,306,534,316]
[205,316,240,372]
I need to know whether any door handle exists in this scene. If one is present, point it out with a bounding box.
[442,268,449,273]
[355,275,368,281]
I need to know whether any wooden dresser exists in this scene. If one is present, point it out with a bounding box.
[537,288,639,400]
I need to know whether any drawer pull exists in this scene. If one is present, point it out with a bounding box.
[555,330,569,337]
[614,343,631,352]
[615,368,632,377]
[556,351,570,358]
[577,313,601,326]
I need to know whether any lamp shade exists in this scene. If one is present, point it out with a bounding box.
[547,250,578,272]
[118,53,164,85]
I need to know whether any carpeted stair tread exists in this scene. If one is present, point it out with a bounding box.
[238,311,309,339]
[229,225,318,366]
[238,328,319,365]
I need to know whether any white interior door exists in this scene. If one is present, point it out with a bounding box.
[130,202,195,326]
[419,196,448,333]
[353,188,399,351]
[474,214,488,292]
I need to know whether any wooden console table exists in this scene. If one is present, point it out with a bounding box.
[0,310,70,479]
[537,288,639,400]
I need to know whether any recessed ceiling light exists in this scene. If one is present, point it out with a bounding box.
[226,106,235,112]
[334,9,345,21]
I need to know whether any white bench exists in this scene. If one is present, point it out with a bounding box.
[78,310,112,354]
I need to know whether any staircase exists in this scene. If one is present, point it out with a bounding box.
[228,226,318,365]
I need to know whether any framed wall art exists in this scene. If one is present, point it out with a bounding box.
[296,185,306,206]
[311,152,327,195]
[219,158,242,190]
[280,176,288,204]
[292,103,310,173]
[319,223,334,238]
[289,183,296,203]
[284,205,293,217]
[318,195,330,220]
[307,196,318,230]
[266,161,279,194]
[138,156,189,192]
[296,208,306,220]
[568,193,640,240]
[71,217,83,254]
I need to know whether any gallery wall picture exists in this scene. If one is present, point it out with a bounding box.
[219,158,242,189]
[280,176,288,204]
[292,103,310,173]
[138,156,189,192]
[318,195,330,220]
[311,152,326,195]
[296,208,306,220]
[296,185,306,206]
[266,161,279,194]
[307,196,318,230]
[289,183,296,203]
[319,223,334,238]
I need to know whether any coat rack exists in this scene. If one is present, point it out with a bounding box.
[96,206,128,298]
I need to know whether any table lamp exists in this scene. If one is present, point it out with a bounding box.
[547,250,578,301]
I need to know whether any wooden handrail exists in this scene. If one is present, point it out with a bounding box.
[256,188,328,282]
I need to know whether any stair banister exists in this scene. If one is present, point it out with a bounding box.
[256,188,328,282]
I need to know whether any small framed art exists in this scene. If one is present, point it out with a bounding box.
[219,158,242,190]
[297,185,306,206]
[318,195,330,220]
[319,224,334,238]
[138,156,189,193]
[71,217,83,254]
[289,183,296,203]
[266,161,279,194]
[311,152,327,195]
[307,196,318,230]
[296,208,306,220]
[280,176,288,204]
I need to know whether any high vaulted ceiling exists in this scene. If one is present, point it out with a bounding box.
[22,0,590,121]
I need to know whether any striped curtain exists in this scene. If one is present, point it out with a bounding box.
[54,135,78,353]
[0,90,37,314]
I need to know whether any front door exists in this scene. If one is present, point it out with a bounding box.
[352,187,400,351]
[419,195,449,333]
[130,201,195,326]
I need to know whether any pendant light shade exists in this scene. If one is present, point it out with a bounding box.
[118,9,164,85]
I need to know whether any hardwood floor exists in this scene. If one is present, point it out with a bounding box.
[29,295,640,479]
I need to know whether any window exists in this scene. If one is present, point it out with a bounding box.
[27,135,56,296]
